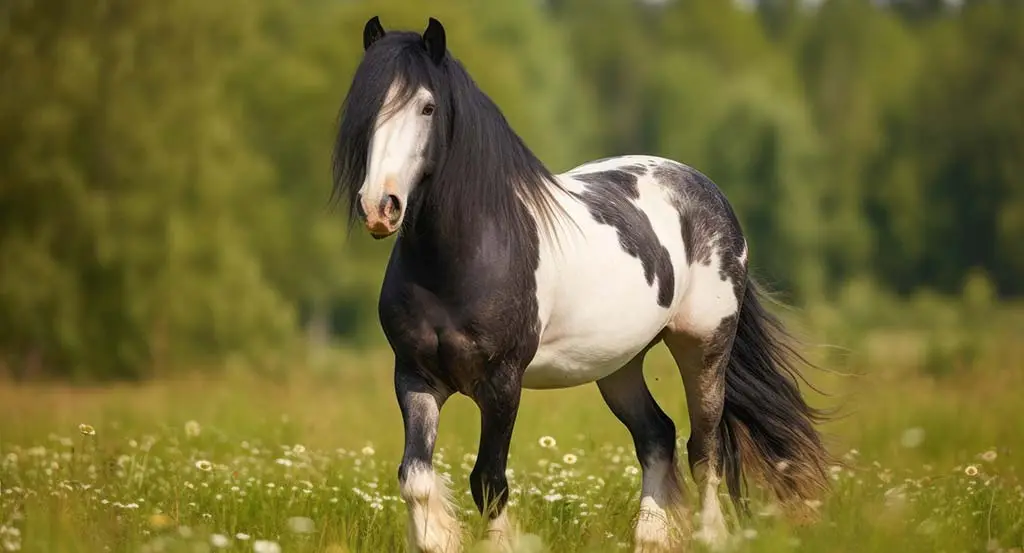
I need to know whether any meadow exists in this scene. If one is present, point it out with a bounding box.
[2,298,1023,553]
[4,2,1024,552]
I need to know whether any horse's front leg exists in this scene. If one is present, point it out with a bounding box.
[469,365,523,551]
[396,365,461,553]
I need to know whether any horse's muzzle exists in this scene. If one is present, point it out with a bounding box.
[359,193,402,239]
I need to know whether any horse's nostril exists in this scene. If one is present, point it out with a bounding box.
[385,194,402,224]
[355,194,367,220]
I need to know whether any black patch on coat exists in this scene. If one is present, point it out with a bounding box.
[571,170,676,308]
[573,169,640,197]
[379,184,541,519]
[619,164,649,176]
[653,161,747,298]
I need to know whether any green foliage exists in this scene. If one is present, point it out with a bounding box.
[0,0,297,380]
[1,0,1023,380]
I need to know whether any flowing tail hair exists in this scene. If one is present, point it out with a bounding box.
[718,276,834,518]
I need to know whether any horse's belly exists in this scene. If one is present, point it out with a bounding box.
[522,290,669,389]
[523,338,641,389]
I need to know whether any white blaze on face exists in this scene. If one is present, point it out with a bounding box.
[359,80,435,237]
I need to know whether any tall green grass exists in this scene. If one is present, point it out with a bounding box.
[2,303,1023,552]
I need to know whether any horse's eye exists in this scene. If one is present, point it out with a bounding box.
[421,104,435,116]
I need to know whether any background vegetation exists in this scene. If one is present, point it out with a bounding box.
[1,1,1023,551]
[2,0,1022,380]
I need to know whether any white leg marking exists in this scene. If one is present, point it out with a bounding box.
[693,465,729,550]
[401,467,461,553]
[634,458,684,553]
[483,510,517,552]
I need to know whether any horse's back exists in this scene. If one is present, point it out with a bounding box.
[523,155,747,389]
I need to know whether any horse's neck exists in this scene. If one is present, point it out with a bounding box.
[399,214,480,276]
[399,202,531,291]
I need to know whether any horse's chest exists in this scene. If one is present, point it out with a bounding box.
[379,269,541,395]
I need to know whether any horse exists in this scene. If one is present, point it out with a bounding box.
[332,15,832,553]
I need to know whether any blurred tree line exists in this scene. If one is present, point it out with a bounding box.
[1,0,1021,380]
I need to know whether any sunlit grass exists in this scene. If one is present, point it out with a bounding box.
[1,332,1023,552]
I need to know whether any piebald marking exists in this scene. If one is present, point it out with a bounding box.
[338,19,831,553]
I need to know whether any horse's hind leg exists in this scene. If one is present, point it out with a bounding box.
[664,321,737,550]
[395,364,461,553]
[597,351,688,553]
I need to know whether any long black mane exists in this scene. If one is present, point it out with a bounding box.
[331,30,569,244]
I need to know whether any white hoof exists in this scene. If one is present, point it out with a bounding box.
[407,519,461,553]
[402,470,462,553]
[694,513,729,551]
[483,511,517,553]
[633,507,673,553]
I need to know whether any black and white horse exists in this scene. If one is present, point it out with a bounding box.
[333,16,831,553]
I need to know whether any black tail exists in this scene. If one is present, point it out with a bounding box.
[718,277,832,518]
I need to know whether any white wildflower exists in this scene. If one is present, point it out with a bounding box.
[184,420,202,438]
[287,516,315,534]
[253,540,281,553]
[900,427,925,449]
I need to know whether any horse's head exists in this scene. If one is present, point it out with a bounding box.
[333,16,449,240]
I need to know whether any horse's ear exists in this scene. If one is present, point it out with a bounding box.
[422,17,446,65]
[363,16,386,51]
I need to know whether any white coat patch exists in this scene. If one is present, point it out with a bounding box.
[668,246,741,339]
[523,155,744,388]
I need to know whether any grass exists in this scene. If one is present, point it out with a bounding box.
[1,321,1023,553]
